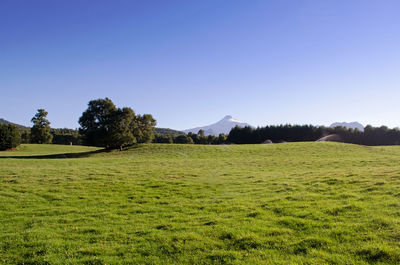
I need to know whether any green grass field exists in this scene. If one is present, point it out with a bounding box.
[1,143,400,264]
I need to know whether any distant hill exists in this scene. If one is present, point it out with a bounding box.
[183,115,252,136]
[330,122,364,131]
[155,128,185,135]
[0,119,183,136]
[0,118,29,130]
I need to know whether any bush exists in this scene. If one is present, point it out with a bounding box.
[173,134,194,144]
[0,124,21,150]
[153,134,173,143]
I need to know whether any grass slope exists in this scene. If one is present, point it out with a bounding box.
[1,143,400,264]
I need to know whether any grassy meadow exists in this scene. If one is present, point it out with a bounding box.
[1,143,400,264]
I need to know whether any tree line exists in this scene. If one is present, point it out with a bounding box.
[153,130,227,145]
[227,124,400,146]
[2,98,400,150]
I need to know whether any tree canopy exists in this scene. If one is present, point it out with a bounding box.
[30,109,52,144]
[0,123,21,150]
[79,98,156,149]
[227,124,400,146]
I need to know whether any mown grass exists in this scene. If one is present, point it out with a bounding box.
[1,143,400,264]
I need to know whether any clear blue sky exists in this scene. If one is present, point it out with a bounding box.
[1,0,400,130]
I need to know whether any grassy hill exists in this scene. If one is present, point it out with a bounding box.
[1,143,400,264]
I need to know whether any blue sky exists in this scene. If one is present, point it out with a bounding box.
[1,0,400,130]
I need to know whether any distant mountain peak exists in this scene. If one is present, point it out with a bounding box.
[183,115,251,136]
[220,115,243,123]
[330,121,364,131]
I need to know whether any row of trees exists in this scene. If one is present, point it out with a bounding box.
[51,128,81,145]
[3,97,400,150]
[3,98,229,150]
[20,128,81,145]
[153,130,227,145]
[331,125,400,146]
[228,125,322,144]
[227,124,400,146]
[0,108,53,150]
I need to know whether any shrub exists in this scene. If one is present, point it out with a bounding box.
[174,134,194,144]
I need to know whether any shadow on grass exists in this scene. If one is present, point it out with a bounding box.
[0,148,108,159]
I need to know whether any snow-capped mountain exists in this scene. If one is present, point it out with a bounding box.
[183,115,252,136]
[330,122,364,131]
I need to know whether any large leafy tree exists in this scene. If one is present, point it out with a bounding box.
[135,114,156,143]
[30,109,52,144]
[79,98,156,149]
[0,124,21,150]
[79,98,117,147]
[109,107,137,150]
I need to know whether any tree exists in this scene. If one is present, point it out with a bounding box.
[30,109,52,144]
[0,124,21,150]
[109,107,137,150]
[20,130,30,144]
[135,114,157,143]
[198,129,205,137]
[79,98,157,149]
[188,132,199,144]
[228,125,254,144]
[217,133,227,144]
[79,98,116,147]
